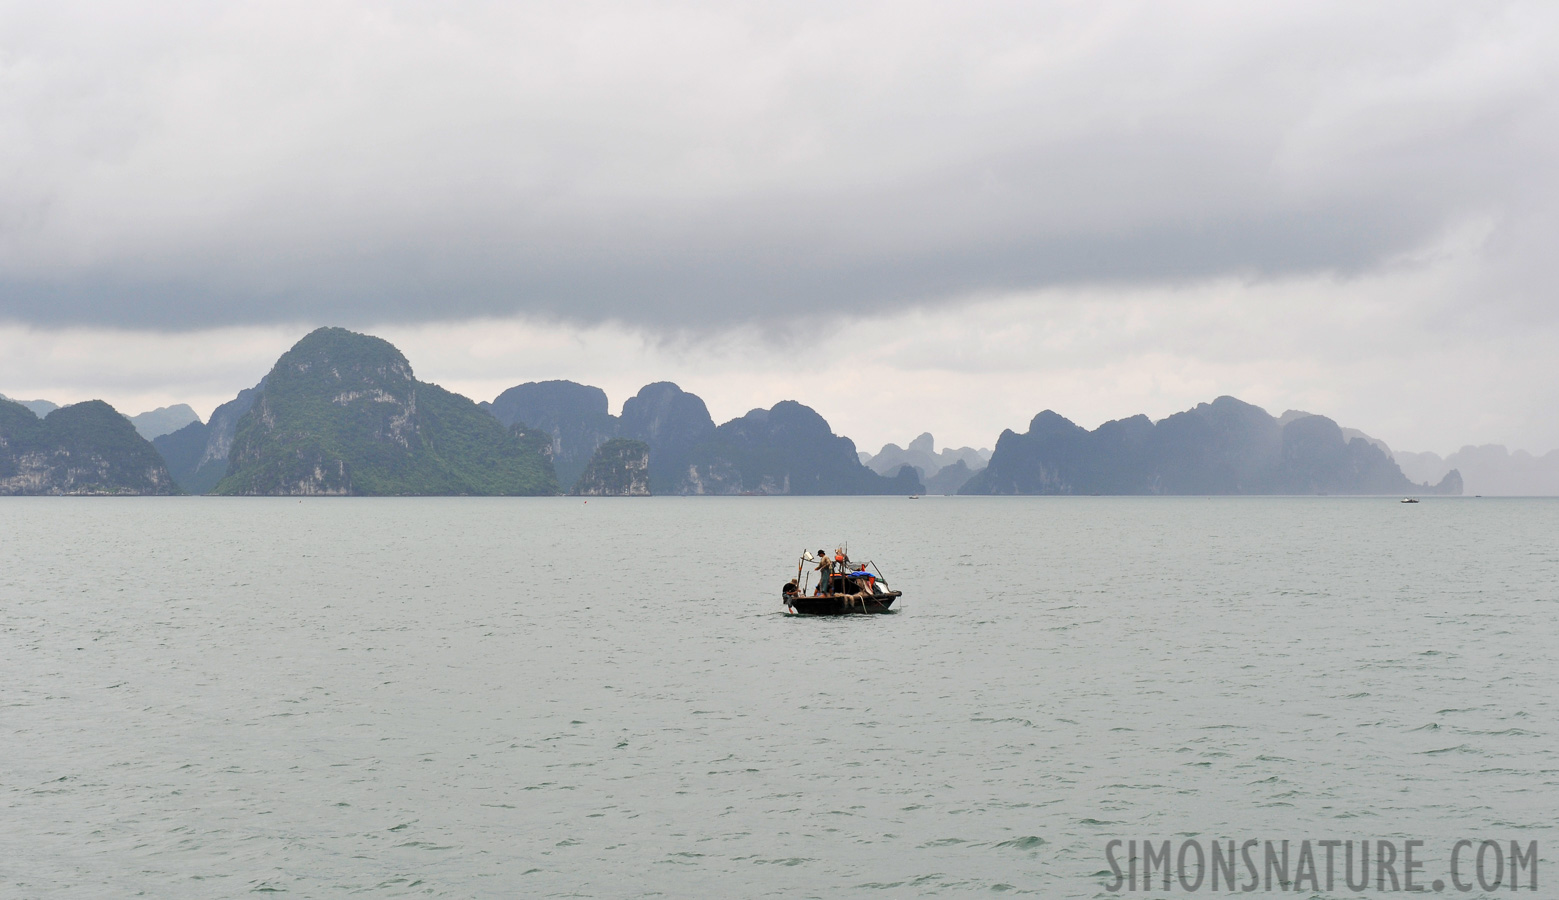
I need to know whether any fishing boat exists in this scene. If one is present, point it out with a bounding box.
[781,550,902,615]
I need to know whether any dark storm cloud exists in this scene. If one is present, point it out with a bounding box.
[0,1,1554,330]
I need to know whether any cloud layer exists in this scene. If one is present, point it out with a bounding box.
[3,1,1555,330]
[5,236,1556,457]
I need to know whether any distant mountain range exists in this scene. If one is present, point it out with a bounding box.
[126,404,199,440]
[923,459,982,494]
[1,394,198,440]
[1276,408,1559,496]
[486,378,915,495]
[961,397,1461,496]
[1393,445,1559,496]
[0,395,60,418]
[141,328,911,496]
[10,327,1559,497]
[859,433,991,494]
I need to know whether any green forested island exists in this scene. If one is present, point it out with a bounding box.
[213,328,557,496]
[0,397,180,495]
[572,439,651,496]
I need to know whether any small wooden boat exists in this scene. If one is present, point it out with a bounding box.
[782,551,901,615]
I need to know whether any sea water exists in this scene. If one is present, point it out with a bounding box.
[1,496,1555,897]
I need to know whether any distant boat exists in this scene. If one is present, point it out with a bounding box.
[908,495,920,499]
[1401,498,1419,503]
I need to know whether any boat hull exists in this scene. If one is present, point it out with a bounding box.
[786,591,900,616]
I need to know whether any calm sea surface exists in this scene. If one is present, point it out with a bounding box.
[1,497,1555,898]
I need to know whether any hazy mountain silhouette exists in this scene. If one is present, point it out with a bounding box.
[920,459,980,494]
[616,382,719,493]
[482,379,912,495]
[0,394,60,418]
[862,433,989,477]
[487,380,618,489]
[1277,409,1394,455]
[680,401,918,495]
[127,404,200,440]
[962,396,1460,495]
[1394,445,1559,495]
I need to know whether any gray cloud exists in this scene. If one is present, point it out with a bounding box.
[1,1,1554,331]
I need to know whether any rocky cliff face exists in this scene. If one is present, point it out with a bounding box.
[0,398,180,495]
[488,380,618,489]
[153,382,263,494]
[1269,414,1415,494]
[962,396,1462,496]
[482,379,909,495]
[681,401,921,495]
[215,328,557,496]
[616,382,718,493]
[1432,468,1464,495]
[572,439,651,495]
[483,380,718,494]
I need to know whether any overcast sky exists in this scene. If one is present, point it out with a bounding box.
[1,1,1555,455]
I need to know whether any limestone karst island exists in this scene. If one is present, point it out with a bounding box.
[1,327,1462,498]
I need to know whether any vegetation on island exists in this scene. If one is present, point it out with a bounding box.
[679,400,920,495]
[572,438,651,495]
[213,328,558,496]
[0,397,181,495]
[111,328,1467,498]
[488,379,921,496]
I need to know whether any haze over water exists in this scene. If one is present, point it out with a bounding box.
[2,497,1554,897]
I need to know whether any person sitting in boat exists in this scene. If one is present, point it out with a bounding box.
[814,550,834,594]
[834,547,850,568]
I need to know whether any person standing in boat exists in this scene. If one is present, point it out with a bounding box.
[814,549,834,595]
[832,548,852,595]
